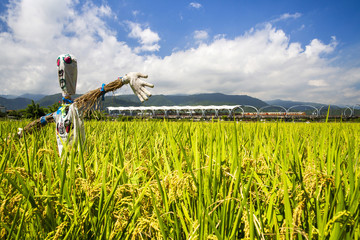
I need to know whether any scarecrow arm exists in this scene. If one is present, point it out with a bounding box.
[18,72,154,137]
[74,72,154,112]
[18,113,55,138]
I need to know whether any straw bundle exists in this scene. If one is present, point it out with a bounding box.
[21,114,55,137]
[20,78,125,137]
[74,78,124,113]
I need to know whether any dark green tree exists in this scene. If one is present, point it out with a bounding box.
[7,110,22,119]
[45,102,61,114]
[24,100,46,119]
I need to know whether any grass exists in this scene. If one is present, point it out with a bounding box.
[0,119,359,239]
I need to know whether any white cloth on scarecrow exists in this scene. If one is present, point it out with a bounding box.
[53,103,85,156]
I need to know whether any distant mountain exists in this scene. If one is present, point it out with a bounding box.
[20,93,47,101]
[0,93,54,110]
[36,93,63,107]
[102,93,268,108]
[167,93,267,107]
[0,95,18,99]
[266,99,327,108]
[37,93,88,107]
[103,96,142,107]
[1,94,47,101]
[0,92,274,110]
[2,92,346,112]
[37,93,66,107]
[0,97,33,110]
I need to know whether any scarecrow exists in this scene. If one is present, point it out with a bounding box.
[18,53,154,156]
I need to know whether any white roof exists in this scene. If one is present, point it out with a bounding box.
[107,105,242,112]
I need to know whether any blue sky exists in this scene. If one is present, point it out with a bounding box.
[0,0,359,105]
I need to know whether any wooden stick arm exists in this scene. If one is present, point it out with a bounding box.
[18,72,154,137]
[74,78,125,111]
[18,78,125,137]
[18,113,54,138]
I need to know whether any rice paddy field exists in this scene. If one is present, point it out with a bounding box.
[0,119,359,239]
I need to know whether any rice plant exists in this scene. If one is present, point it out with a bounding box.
[0,120,359,239]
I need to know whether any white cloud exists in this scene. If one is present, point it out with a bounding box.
[189,2,202,9]
[144,25,359,105]
[132,10,140,17]
[127,21,160,53]
[0,0,143,95]
[304,37,337,59]
[272,12,302,23]
[0,1,359,105]
[308,80,328,87]
[194,30,208,40]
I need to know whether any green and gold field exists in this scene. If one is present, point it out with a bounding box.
[0,120,359,239]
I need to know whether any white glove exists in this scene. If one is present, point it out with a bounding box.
[122,72,154,102]
[18,128,23,138]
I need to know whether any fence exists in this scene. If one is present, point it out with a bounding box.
[107,104,360,119]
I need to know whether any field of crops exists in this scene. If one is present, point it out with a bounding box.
[0,120,359,239]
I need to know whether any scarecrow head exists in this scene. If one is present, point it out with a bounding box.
[57,54,77,98]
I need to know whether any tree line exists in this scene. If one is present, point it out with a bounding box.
[3,100,61,119]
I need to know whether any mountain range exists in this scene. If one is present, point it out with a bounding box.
[0,93,333,111]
